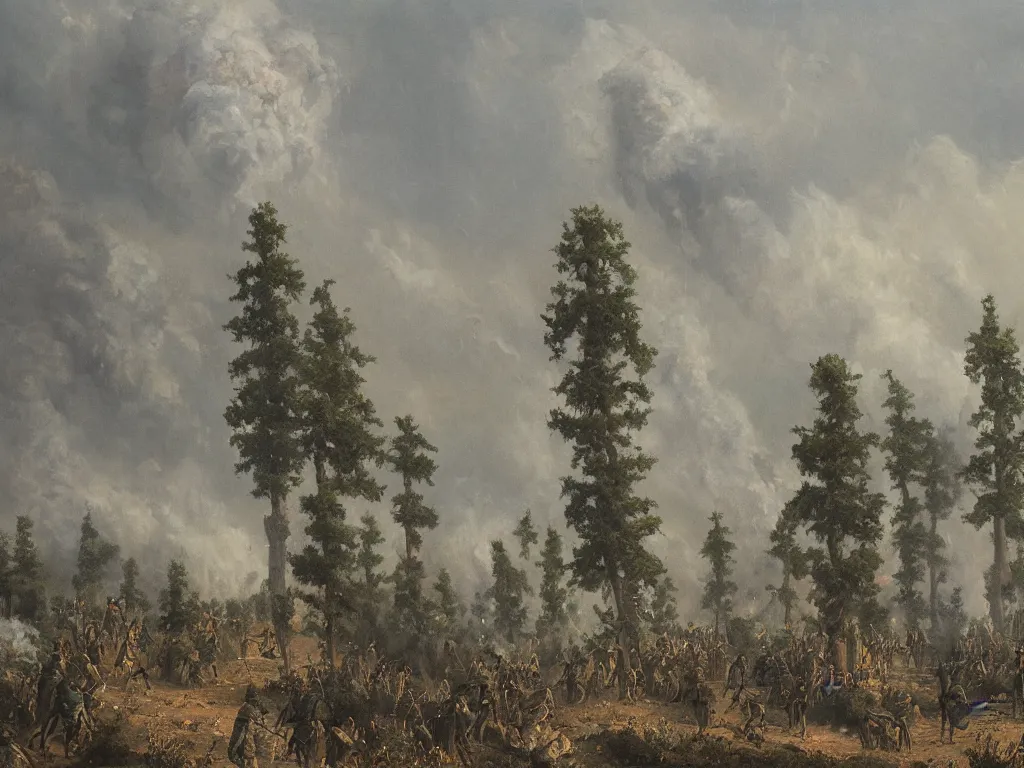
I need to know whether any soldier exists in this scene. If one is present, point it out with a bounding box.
[724,654,747,701]
[83,622,104,668]
[115,619,152,690]
[228,686,270,768]
[259,628,278,660]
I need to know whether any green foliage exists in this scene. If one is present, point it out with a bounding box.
[431,569,465,633]
[388,415,438,558]
[879,371,933,629]
[535,526,570,646]
[469,590,493,642]
[290,279,385,662]
[390,556,434,643]
[700,511,737,635]
[72,511,120,611]
[922,427,962,626]
[726,615,758,656]
[355,514,386,645]
[223,598,256,644]
[961,295,1024,630]
[766,503,806,627]
[789,354,886,641]
[542,204,663,673]
[0,532,10,617]
[119,557,151,619]
[513,510,539,561]
[158,560,201,635]
[649,576,681,636]
[486,540,533,644]
[224,201,307,503]
[11,516,45,622]
[385,414,437,646]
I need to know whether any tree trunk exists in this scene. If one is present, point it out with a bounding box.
[608,569,633,701]
[265,493,291,674]
[993,515,1009,634]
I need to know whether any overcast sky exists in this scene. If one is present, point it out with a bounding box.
[1,0,1022,620]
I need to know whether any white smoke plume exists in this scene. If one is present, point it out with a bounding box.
[0,0,1021,620]
[0,619,41,667]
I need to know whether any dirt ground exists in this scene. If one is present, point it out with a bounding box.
[38,638,1024,768]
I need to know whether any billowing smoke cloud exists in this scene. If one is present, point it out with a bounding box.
[0,618,41,667]
[0,0,1020,619]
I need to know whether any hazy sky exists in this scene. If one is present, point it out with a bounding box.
[2,0,1023,620]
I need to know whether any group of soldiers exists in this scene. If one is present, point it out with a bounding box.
[17,602,1024,768]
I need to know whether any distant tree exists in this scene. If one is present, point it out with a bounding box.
[961,295,1024,633]
[879,371,933,630]
[542,205,663,699]
[159,560,200,635]
[290,280,385,668]
[922,428,962,627]
[486,541,533,645]
[788,354,886,649]
[943,586,969,639]
[118,558,151,619]
[388,416,439,560]
[535,527,570,649]
[390,556,436,644]
[11,516,45,623]
[224,201,307,672]
[432,569,465,632]
[766,502,807,627]
[649,576,681,636]
[72,511,120,613]
[469,590,494,643]
[355,514,386,646]
[0,532,10,619]
[700,512,738,636]
[386,415,438,641]
[514,511,539,561]
[224,598,257,650]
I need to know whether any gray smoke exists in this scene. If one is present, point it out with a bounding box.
[0,618,41,667]
[0,0,1019,619]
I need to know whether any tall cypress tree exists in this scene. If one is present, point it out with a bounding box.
[72,511,120,614]
[535,526,570,649]
[355,514,386,646]
[224,202,307,672]
[119,558,151,620]
[922,428,962,627]
[700,511,737,637]
[766,502,806,628]
[290,281,385,668]
[159,560,200,635]
[387,416,438,637]
[431,569,465,633]
[879,371,933,630]
[542,205,662,699]
[649,576,681,636]
[961,295,1024,633]
[11,516,45,622]
[789,354,886,648]
[0,532,11,619]
[514,511,539,562]
[486,540,532,645]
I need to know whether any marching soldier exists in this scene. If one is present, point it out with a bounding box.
[228,686,270,768]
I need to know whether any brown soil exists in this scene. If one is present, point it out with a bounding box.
[38,638,1024,767]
